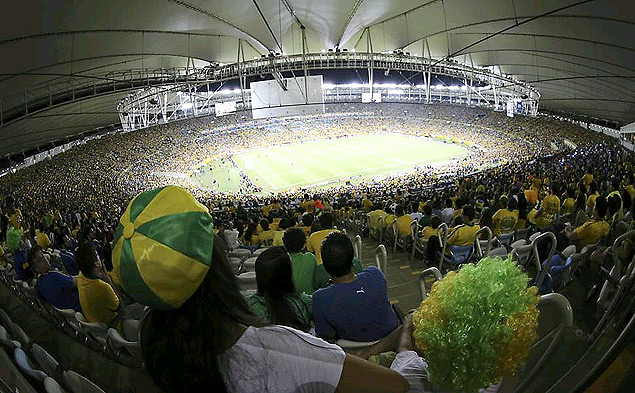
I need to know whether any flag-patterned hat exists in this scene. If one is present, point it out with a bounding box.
[112,186,213,310]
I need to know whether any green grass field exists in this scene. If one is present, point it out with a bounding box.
[191,134,467,193]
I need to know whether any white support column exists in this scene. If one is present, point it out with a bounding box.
[367,29,374,101]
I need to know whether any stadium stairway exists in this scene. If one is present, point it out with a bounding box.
[0,281,160,393]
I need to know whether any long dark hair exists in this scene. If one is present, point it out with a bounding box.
[255,247,309,331]
[139,235,261,393]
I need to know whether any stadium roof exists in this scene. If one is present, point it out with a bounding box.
[1,0,633,156]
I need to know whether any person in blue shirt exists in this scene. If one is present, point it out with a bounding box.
[313,232,398,342]
[29,245,82,312]
[13,248,33,282]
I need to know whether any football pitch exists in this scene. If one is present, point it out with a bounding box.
[193,134,468,193]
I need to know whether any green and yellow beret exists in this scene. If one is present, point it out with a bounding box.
[112,186,214,310]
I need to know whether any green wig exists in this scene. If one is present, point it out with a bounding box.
[6,227,23,253]
[413,256,539,393]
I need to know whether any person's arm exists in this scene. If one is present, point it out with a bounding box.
[335,354,409,393]
[96,262,123,311]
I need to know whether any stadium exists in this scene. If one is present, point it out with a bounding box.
[0,1,634,392]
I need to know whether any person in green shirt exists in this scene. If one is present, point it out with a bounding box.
[283,227,318,294]
[247,247,312,332]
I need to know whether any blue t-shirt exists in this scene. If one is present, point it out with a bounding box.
[59,250,79,276]
[313,266,398,342]
[37,271,82,312]
[13,250,33,282]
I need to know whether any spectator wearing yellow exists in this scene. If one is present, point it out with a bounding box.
[420,216,442,242]
[582,171,594,192]
[586,182,600,213]
[368,206,387,232]
[35,224,52,249]
[395,205,413,237]
[626,173,635,201]
[272,218,292,247]
[491,197,519,236]
[300,194,315,213]
[566,195,610,248]
[528,183,561,230]
[447,205,480,247]
[307,213,339,265]
[258,219,274,245]
[76,241,121,325]
[383,206,397,230]
[562,187,577,215]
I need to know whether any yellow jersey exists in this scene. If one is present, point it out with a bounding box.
[396,215,413,237]
[574,219,610,247]
[447,224,481,247]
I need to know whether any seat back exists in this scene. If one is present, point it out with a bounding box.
[30,343,59,377]
[411,221,427,264]
[597,230,635,307]
[74,313,107,344]
[374,245,387,276]
[353,235,362,262]
[237,271,257,292]
[43,377,65,393]
[435,223,449,269]
[448,245,474,266]
[14,348,48,382]
[474,226,493,259]
[417,267,443,301]
[106,328,141,359]
[499,217,518,236]
[514,228,530,241]
[499,293,573,393]
[497,232,514,247]
[533,232,557,288]
[241,257,257,273]
[63,370,106,393]
[122,319,140,342]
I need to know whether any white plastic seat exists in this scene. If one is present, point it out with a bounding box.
[241,257,257,272]
[0,324,20,350]
[237,271,257,292]
[353,235,363,262]
[31,343,59,377]
[561,245,576,259]
[529,231,542,242]
[228,257,242,271]
[75,312,107,345]
[499,293,573,392]
[62,370,106,393]
[14,347,48,382]
[44,377,66,393]
[122,319,139,342]
[252,247,267,258]
[418,267,443,301]
[228,248,251,261]
[374,245,387,276]
[106,328,141,359]
[336,338,381,349]
[8,322,30,348]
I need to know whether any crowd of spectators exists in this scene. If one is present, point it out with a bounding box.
[0,102,633,392]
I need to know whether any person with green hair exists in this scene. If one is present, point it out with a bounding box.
[389,256,540,393]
